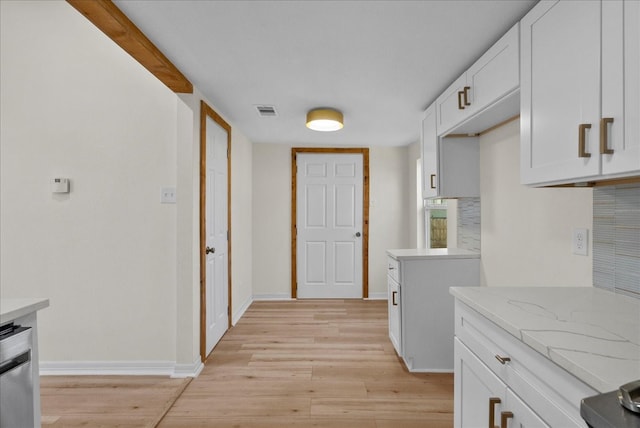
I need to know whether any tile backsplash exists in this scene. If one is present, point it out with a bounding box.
[457,197,481,252]
[593,184,640,298]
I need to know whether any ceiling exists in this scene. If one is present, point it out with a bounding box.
[114,0,537,147]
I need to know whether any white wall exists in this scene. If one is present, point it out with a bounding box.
[0,1,254,373]
[0,0,179,362]
[229,130,254,319]
[479,119,593,287]
[369,146,411,296]
[251,144,410,299]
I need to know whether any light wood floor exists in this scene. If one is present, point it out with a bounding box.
[41,376,190,427]
[159,299,453,427]
[40,300,453,427]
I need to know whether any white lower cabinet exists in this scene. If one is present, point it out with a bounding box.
[455,338,549,428]
[387,274,401,354]
[453,300,595,428]
[386,253,479,372]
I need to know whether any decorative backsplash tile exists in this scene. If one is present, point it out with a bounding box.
[593,184,640,298]
[458,197,481,252]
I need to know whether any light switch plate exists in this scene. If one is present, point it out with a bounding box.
[572,228,588,256]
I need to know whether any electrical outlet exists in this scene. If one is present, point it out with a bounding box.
[572,228,588,256]
[161,187,176,204]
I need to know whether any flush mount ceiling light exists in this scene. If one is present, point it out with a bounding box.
[306,108,344,132]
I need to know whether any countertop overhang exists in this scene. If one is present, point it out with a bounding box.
[450,286,640,393]
[1,298,50,325]
[387,248,480,260]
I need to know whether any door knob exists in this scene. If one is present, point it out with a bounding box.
[205,246,215,254]
[355,232,361,238]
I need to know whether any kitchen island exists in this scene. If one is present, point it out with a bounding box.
[450,286,640,427]
[1,297,49,428]
[386,248,480,371]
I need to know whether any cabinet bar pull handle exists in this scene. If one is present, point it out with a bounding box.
[430,174,436,189]
[463,86,471,106]
[500,411,514,428]
[600,117,614,155]
[489,397,501,428]
[392,291,398,306]
[495,355,511,364]
[458,91,465,110]
[578,123,592,158]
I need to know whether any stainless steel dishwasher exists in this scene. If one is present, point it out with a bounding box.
[0,323,34,428]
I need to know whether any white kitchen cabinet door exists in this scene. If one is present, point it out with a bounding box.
[436,23,520,137]
[436,74,469,136]
[601,0,640,176]
[465,23,520,119]
[454,338,507,428]
[504,389,551,428]
[421,103,438,199]
[387,274,401,356]
[520,0,602,185]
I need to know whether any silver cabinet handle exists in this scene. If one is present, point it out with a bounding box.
[495,355,511,364]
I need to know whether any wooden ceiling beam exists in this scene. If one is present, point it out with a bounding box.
[67,0,193,94]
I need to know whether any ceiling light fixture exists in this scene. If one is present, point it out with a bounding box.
[306,108,344,132]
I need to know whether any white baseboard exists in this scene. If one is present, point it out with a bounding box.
[253,293,385,301]
[172,358,204,378]
[232,295,253,325]
[252,293,293,301]
[366,292,387,300]
[40,360,204,378]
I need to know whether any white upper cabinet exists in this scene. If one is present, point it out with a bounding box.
[601,0,640,176]
[521,0,640,186]
[436,23,520,137]
[421,103,438,198]
[421,103,479,199]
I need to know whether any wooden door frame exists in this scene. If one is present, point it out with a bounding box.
[291,147,370,299]
[200,101,232,362]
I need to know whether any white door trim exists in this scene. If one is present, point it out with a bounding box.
[291,148,369,299]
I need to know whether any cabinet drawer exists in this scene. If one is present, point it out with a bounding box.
[386,256,400,283]
[455,300,595,427]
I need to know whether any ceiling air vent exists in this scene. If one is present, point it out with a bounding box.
[255,105,278,117]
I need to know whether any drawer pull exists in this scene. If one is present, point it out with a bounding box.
[463,86,471,106]
[495,355,511,364]
[430,174,436,189]
[392,291,398,306]
[500,411,513,428]
[388,265,396,270]
[600,117,614,155]
[458,90,465,110]
[578,123,592,158]
[489,397,501,428]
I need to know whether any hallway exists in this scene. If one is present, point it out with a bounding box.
[41,300,453,427]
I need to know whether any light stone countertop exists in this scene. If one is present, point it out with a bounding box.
[387,248,480,260]
[449,286,640,393]
[1,298,50,325]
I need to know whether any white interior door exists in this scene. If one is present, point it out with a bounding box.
[296,153,363,299]
[205,116,228,355]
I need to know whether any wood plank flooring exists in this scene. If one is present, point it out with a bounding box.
[41,376,190,427]
[159,299,453,427]
[40,300,453,427]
